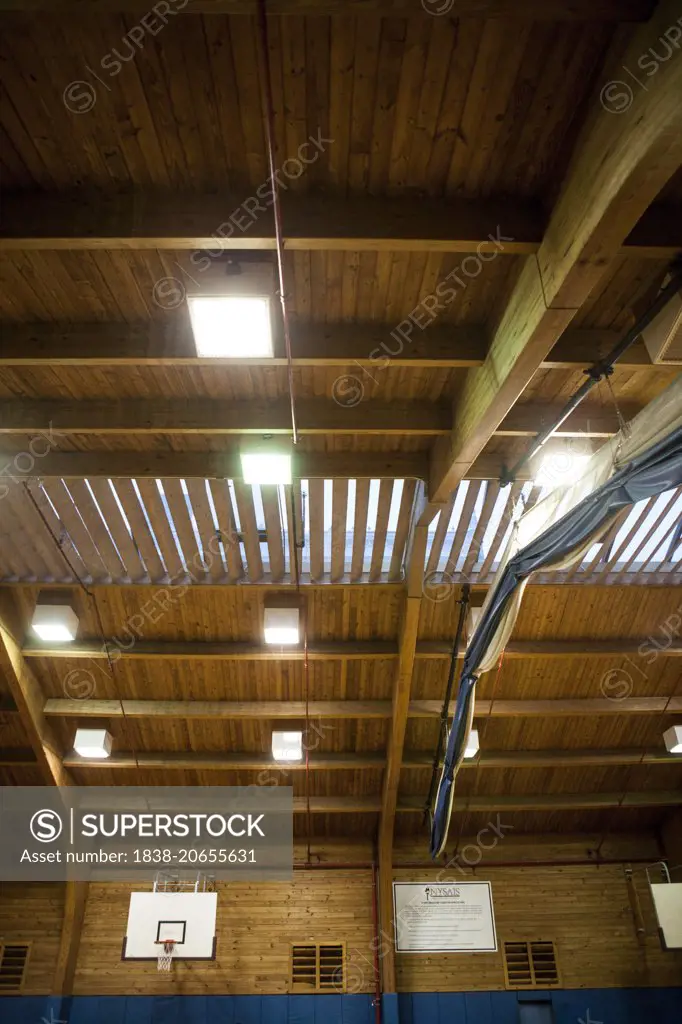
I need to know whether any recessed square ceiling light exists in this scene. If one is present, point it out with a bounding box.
[464,728,480,759]
[663,724,682,754]
[241,451,292,485]
[31,602,79,643]
[74,728,113,759]
[264,606,300,645]
[272,731,303,762]
[188,295,273,358]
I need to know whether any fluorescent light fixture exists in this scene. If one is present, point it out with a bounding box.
[535,452,592,490]
[188,295,273,358]
[464,729,480,759]
[31,602,79,643]
[272,730,303,762]
[241,451,292,485]
[264,605,300,645]
[74,728,113,760]
[663,724,682,754]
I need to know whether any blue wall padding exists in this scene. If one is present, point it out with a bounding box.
[381,992,399,1024]
[1,990,681,1024]
[0,994,376,1024]
[398,988,682,1023]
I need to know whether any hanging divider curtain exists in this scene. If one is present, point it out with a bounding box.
[430,376,682,858]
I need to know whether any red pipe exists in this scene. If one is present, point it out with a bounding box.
[292,857,661,869]
[371,861,382,1024]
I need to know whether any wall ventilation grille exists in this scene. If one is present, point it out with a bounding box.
[0,943,30,992]
[503,940,560,989]
[291,942,345,992]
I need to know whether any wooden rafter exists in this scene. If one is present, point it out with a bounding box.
[0,324,661,372]
[0,191,674,255]
[0,1,655,19]
[44,696,682,719]
[0,590,72,787]
[22,637,682,660]
[63,748,682,771]
[0,451,427,482]
[287,792,682,814]
[0,398,635,437]
[428,0,682,507]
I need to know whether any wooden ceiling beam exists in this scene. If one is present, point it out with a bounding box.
[63,748,682,771]
[428,0,682,508]
[0,590,73,786]
[0,191,674,256]
[0,747,38,766]
[0,398,632,437]
[0,324,661,372]
[0,2,654,20]
[44,696,682,719]
[0,193,541,255]
[288,792,682,813]
[0,450,426,481]
[23,637,682,660]
[396,792,682,813]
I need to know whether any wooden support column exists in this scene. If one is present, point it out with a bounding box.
[0,590,72,787]
[378,485,430,992]
[661,811,682,877]
[53,881,89,996]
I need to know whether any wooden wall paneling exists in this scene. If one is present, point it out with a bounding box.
[209,478,244,582]
[185,478,225,582]
[388,479,417,582]
[233,482,264,583]
[0,883,64,995]
[330,479,348,583]
[162,478,208,582]
[87,479,147,583]
[393,863,682,992]
[262,486,286,583]
[40,479,108,582]
[308,479,324,581]
[135,478,186,582]
[350,479,370,581]
[111,479,166,583]
[369,479,393,582]
[73,871,376,996]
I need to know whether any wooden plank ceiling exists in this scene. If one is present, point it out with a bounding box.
[0,1,681,843]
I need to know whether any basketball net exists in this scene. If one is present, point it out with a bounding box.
[157,940,176,972]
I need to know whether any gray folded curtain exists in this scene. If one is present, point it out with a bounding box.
[430,419,682,859]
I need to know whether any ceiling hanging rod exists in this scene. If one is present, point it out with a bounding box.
[257,0,299,445]
[500,266,682,486]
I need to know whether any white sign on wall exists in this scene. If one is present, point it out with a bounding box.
[393,881,497,953]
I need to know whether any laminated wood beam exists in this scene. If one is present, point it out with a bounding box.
[428,0,682,508]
